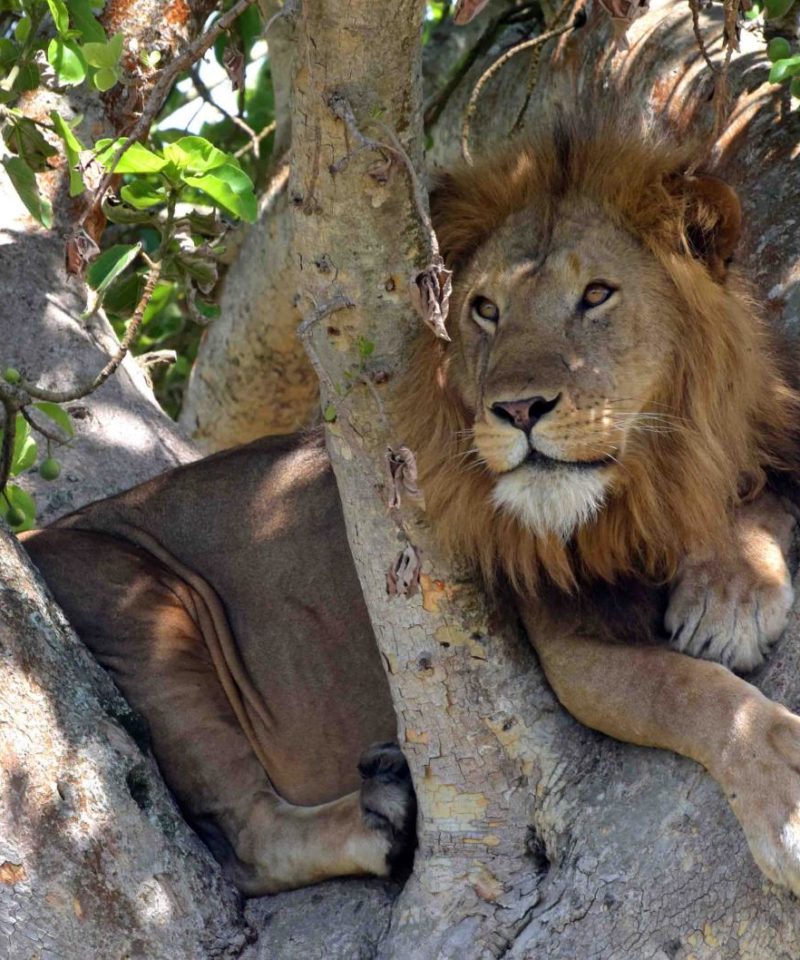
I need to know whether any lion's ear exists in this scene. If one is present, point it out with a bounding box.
[676,174,742,280]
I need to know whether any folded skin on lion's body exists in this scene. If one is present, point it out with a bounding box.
[21,112,800,897]
[24,434,416,894]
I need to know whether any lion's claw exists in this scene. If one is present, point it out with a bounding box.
[666,494,794,674]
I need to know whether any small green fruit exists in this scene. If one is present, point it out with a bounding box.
[768,37,792,61]
[3,368,21,384]
[5,506,25,527]
[39,457,61,481]
[791,75,800,97]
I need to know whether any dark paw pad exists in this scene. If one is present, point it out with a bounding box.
[358,741,417,881]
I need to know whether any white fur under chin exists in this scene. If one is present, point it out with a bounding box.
[492,464,610,540]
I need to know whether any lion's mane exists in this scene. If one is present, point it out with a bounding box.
[394,117,800,593]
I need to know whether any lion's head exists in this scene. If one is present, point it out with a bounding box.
[395,116,800,593]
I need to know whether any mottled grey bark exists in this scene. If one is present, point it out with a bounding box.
[0,526,250,959]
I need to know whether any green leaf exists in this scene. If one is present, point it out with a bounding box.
[86,243,142,294]
[323,402,337,422]
[0,39,16,65]
[4,117,58,171]
[120,180,167,209]
[50,111,85,196]
[14,16,30,43]
[92,66,118,91]
[95,138,167,174]
[183,164,257,222]
[194,299,221,321]
[10,415,36,475]
[3,157,52,228]
[47,37,87,85]
[82,32,123,68]
[33,401,74,440]
[765,0,795,16]
[2,483,36,532]
[66,0,106,43]
[46,0,70,35]
[164,135,228,174]
[11,61,40,95]
[769,55,800,83]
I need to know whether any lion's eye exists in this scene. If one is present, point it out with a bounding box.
[471,296,500,325]
[581,282,615,309]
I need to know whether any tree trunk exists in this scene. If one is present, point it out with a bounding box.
[290,1,800,958]
[178,17,321,449]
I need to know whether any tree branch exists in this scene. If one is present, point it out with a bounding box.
[19,261,162,405]
[461,12,585,162]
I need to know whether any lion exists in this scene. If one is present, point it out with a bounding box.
[21,113,800,897]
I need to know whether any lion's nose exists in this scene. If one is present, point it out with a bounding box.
[490,394,560,432]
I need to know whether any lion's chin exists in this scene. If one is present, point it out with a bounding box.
[491,461,610,540]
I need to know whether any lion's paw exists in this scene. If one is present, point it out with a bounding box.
[358,741,417,880]
[665,553,793,674]
[725,707,800,896]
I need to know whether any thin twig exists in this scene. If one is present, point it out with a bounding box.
[461,15,582,163]
[713,0,737,141]
[21,407,68,445]
[21,262,162,404]
[234,120,277,159]
[297,293,356,415]
[511,0,575,134]
[190,67,260,154]
[688,0,718,74]
[423,5,541,130]
[328,95,440,264]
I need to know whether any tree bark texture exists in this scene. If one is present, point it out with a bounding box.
[179,17,321,449]
[290,1,800,958]
[0,526,250,959]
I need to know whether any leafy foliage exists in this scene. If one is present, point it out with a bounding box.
[0,0,277,524]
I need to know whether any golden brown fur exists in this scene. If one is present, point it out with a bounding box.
[394,116,800,593]
[19,114,800,899]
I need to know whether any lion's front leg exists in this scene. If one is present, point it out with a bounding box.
[666,491,795,673]
[524,607,800,896]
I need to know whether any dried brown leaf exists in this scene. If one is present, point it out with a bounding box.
[223,44,246,92]
[368,156,394,185]
[453,0,492,25]
[386,446,423,509]
[64,230,100,277]
[409,260,452,341]
[386,545,422,599]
